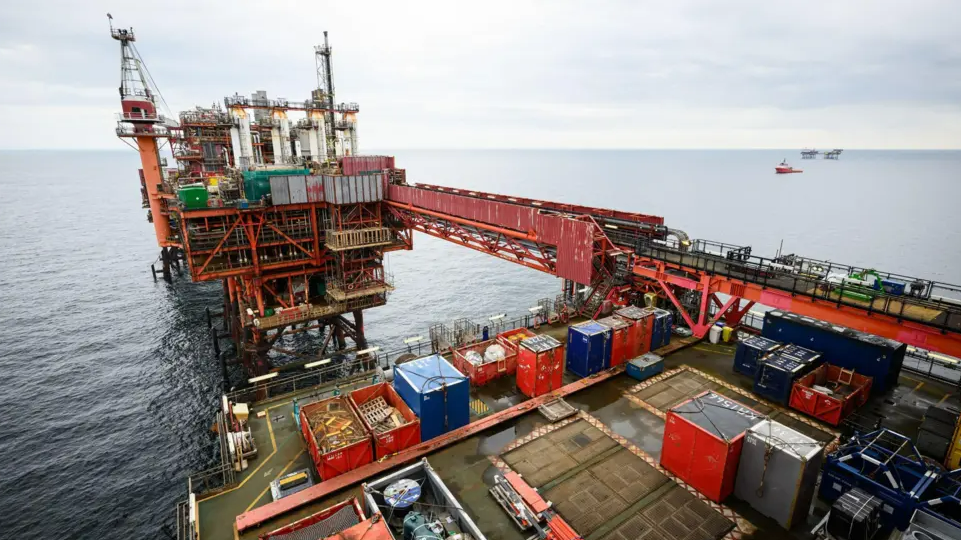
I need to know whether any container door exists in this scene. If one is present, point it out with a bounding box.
[661,413,695,479]
[689,433,728,502]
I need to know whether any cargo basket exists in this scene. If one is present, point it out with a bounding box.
[789,363,872,426]
[300,396,373,481]
[348,383,420,459]
[451,339,516,386]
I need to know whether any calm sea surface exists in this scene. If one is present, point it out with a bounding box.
[0,149,959,538]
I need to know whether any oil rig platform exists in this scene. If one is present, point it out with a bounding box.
[107,19,961,540]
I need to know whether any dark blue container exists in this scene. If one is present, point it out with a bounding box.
[881,279,906,296]
[651,309,673,349]
[393,354,470,441]
[762,310,906,393]
[733,335,781,377]
[626,353,664,381]
[567,321,612,377]
[753,344,823,404]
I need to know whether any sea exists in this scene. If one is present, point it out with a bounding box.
[0,149,959,539]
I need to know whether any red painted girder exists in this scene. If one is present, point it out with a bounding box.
[235,364,629,533]
[634,262,961,357]
[388,206,558,276]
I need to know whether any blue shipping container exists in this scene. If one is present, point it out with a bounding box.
[626,353,664,381]
[393,355,470,441]
[651,309,673,349]
[567,321,612,377]
[762,310,906,393]
[733,335,782,377]
[753,344,823,404]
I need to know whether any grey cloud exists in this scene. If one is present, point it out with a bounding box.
[1,0,959,149]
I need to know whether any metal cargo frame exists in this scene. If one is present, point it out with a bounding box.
[361,458,487,540]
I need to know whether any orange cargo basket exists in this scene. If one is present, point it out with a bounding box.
[452,339,517,386]
[299,396,374,481]
[789,363,872,426]
[348,383,420,459]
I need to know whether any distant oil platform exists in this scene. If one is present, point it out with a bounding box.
[801,148,843,159]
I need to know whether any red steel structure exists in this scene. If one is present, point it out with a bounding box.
[111,23,402,375]
[385,179,961,359]
[114,21,961,380]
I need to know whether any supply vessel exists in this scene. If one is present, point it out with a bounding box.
[107,19,961,540]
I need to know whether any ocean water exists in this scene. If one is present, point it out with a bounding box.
[0,149,959,538]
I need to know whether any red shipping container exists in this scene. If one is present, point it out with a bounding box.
[661,391,764,502]
[348,383,420,459]
[299,396,374,481]
[516,335,565,398]
[614,306,654,358]
[596,315,631,367]
[451,340,517,386]
[496,327,537,355]
[789,364,873,426]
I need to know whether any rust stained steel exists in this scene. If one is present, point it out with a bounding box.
[634,255,961,358]
[234,364,629,533]
[388,204,557,276]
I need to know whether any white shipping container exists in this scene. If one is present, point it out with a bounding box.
[288,175,308,204]
[270,176,290,205]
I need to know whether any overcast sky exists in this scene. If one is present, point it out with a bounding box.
[2,1,959,149]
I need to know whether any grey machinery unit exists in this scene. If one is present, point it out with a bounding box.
[735,419,824,529]
[362,458,486,540]
[901,509,961,540]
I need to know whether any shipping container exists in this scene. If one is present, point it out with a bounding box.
[341,155,395,175]
[362,459,487,540]
[287,175,308,204]
[348,383,420,459]
[516,334,565,398]
[269,176,290,204]
[495,327,537,355]
[299,396,374,481]
[733,335,781,377]
[451,339,516,386]
[306,175,324,202]
[651,308,674,350]
[734,420,824,529]
[177,184,208,209]
[754,344,823,405]
[789,363,873,426]
[261,498,372,540]
[660,391,765,502]
[626,353,663,381]
[323,174,384,205]
[566,321,612,377]
[393,355,470,441]
[614,305,655,358]
[596,315,631,367]
[762,310,906,393]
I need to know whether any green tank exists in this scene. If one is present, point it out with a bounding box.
[177,184,208,209]
[243,169,309,202]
